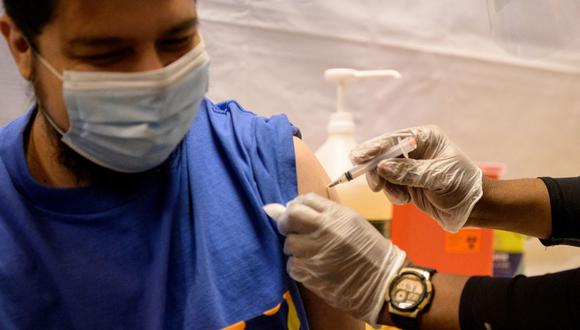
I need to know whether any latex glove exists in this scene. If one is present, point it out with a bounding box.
[350,125,483,232]
[263,193,407,326]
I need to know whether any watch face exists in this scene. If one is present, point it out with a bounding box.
[389,272,427,311]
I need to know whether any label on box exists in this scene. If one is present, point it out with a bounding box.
[444,230,481,253]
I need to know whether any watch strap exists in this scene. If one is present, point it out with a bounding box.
[391,313,421,330]
[408,265,436,278]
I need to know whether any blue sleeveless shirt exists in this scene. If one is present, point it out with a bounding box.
[0,99,308,330]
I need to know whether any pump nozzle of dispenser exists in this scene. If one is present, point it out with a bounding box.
[324,68,402,115]
[324,68,402,83]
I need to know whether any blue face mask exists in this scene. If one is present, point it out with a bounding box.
[38,39,210,173]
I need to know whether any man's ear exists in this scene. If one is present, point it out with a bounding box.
[0,15,33,80]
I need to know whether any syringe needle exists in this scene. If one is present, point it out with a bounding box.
[327,137,417,188]
[328,181,340,188]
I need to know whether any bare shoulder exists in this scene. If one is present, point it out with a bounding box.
[292,137,363,330]
[293,137,340,201]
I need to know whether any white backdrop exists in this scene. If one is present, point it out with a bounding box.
[0,39,31,121]
[1,1,579,274]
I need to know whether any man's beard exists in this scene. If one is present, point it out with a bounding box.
[30,59,156,188]
[39,112,153,187]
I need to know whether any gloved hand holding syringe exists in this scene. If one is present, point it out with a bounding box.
[263,126,487,326]
[328,136,417,188]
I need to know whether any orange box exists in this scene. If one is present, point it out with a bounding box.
[391,163,503,276]
[392,205,494,275]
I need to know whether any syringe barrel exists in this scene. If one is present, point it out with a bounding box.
[349,137,417,179]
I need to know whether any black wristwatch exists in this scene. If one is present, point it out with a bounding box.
[387,266,436,330]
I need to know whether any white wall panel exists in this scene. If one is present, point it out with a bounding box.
[0,37,31,124]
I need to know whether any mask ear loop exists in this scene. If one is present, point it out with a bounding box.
[28,37,64,81]
[29,45,67,137]
[38,106,67,137]
[35,53,64,81]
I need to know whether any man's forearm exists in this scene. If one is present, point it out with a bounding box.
[467,177,551,239]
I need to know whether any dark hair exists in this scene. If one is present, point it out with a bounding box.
[3,0,58,48]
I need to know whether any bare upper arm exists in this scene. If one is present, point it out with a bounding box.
[293,137,364,330]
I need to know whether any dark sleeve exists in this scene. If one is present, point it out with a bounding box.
[539,177,580,247]
[459,268,580,330]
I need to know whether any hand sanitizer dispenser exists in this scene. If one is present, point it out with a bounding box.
[316,68,401,237]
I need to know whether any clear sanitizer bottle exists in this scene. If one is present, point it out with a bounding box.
[316,68,401,238]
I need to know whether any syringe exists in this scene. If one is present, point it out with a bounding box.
[328,137,417,188]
